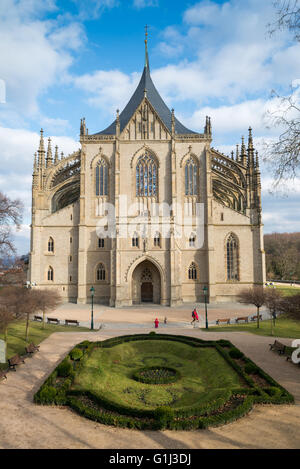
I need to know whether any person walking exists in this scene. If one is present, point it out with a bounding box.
[191,308,197,325]
[154,318,159,329]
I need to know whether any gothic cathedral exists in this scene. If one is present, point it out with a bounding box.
[29,39,266,306]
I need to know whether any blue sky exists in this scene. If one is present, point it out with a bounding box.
[0,0,300,255]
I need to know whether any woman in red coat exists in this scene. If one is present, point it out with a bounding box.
[154,318,159,328]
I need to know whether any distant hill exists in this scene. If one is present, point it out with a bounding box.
[264,232,300,280]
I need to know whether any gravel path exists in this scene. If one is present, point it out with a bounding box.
[0,327,299,449]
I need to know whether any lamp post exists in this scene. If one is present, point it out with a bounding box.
[90,286,95,330]
[203,286,208,329]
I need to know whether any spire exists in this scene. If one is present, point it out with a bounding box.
[241,136,247,166]
[116,109,120,137]
[247,126,255,168]
[255,151,261,180]
[38,128,45,167]
[236,144,240,162]
[46,137,53,168]
[144,25,150,70]
[54,145,59,164]
[171,108,175,135]
[33,152,37,171]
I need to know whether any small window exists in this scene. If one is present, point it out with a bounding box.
[132,233,139,247]
[70,214,73,221]
[47,266,54,281]
[97,263,106,281]
[48,237,54,252]
[69,255,72,262]
[98,238,105,248]
[70,237,72,244]
[188,263,197,280]
[154,232,160,247]
[221,213,224,221]
[189,234,196,248]
[69,276,72,282]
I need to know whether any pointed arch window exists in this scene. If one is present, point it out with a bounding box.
[185,158,198,195]
[226,234,239,281]
[136,153,157,197]
[96,159,108,196]
[97,263,106,281]
[98,237,104,248]
[47,266,54,281]
[188,263,197,280]
[48,237,54,252]
[154,232,160,247]
[132,232,139,247]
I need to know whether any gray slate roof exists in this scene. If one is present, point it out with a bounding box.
[94,65,198,136]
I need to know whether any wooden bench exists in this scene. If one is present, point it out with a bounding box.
[250,314,262,322]
[47,317,60,325]
[8,354,25,371]
[0,369,7,381]
[235,316,249,323]
[65,319,80,327]
[34,315,43,322]
[269,340,286,355]
[25,342,40,355]
[216,318,230,325]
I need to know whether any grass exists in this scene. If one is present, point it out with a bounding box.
[0,320,91,368]
[275,285,300,297]
[206,316,300,339]
[72,340,243,411]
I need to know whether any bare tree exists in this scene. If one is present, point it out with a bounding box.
[279,293,300,320]
[0,287,40,342]
[268,0,300,41]
[264,288,284,335]
[0,302,15,361]
[34,289,62,329]
[263,89,300,185]
[264,1,300,185]
[237,287,266,329]
[0,192,23,257]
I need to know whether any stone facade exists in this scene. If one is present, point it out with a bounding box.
[29,50,266,306]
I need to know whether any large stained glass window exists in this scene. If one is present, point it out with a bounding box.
[185,158,198,195]
[226,234,239,281]
[136,153,157,197]
[96,160,108,196]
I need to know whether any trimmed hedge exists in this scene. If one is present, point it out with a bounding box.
[34,333,294,430]
[132,366,180,384]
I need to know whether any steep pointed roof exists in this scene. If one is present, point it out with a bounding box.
[94,62,198,136]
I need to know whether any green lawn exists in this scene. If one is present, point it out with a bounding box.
[275,285,300,297]
[206,316,300,339]
[73,340,243,411]
[0,320,91,368]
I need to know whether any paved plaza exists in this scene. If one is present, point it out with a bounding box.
[48,301,270,329]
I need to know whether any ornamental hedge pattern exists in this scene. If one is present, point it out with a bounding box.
[34,334,294,430]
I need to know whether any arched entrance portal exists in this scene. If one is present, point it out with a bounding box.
[132,260,161,304]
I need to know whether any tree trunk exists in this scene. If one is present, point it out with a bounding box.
[270,310,274,336]
[43,310,45,330]
[25,313,30,342]
[4,327,7,362]
[256,306,260,329]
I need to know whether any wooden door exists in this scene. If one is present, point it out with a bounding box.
[141,282,153,302]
